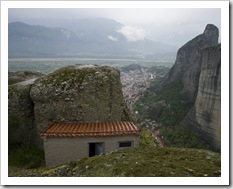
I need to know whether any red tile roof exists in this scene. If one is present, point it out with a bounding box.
[41,122,140,137]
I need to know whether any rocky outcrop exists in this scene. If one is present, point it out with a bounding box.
[181,44,221,150]
[157,24,221,150]
[8,80,38,147]
[8,83,34,120]
[161,24,219,105]
[8,70,43,134]
[30,65,131,144]
[8,65,130,148]
[8,70,43,85]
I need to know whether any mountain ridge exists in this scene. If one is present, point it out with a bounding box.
[8,19,177,59]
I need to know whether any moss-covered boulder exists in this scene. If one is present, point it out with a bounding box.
[8,70,43,85]
[8,71,44,148]
[8,82,38,148]
[30,65,131,140]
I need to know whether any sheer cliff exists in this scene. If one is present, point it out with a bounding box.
[160,24,219,106]
[159,24,221,150]
[181,44,221,150]
[8,71,43,148]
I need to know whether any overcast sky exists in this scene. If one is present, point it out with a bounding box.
[8,8,221,47]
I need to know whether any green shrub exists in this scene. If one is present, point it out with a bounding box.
[133,77,213,150]
[8,146,44,169]
[140,128,155,147]
[159,125,211,149]
[8,114,31,150]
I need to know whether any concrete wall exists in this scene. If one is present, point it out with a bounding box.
[43,135,140,167]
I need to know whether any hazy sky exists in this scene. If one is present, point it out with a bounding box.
[8,8,221,47]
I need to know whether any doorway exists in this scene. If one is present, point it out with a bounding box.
[89,142,104,157]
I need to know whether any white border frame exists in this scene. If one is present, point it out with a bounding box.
[1,0,229,186]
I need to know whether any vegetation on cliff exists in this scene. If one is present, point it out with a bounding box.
[133,78,210,150]
[8,114,44,169]
[133,24,220,151]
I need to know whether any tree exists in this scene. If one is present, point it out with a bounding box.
[140,128,155,147]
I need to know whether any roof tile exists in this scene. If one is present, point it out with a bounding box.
[41,121,140,138]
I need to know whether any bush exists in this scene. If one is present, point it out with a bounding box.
[134,77,212,150]
[8,146,44,169]
[159,125,211,149]
[8,114,31,150]
[140,128,155,147]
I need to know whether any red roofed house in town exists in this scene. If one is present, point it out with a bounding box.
[41,121,140,167]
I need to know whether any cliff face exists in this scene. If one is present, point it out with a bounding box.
[158,24,221,150]
[8,71,43,118]
[9,84,33,119]
[161,24,219,105]
[30,65,130,145]
[182,44,221,150]
[8,80,37,147]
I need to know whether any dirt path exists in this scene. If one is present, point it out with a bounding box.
[148,129,164,147]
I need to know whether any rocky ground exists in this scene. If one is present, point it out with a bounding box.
[8,70,44,85]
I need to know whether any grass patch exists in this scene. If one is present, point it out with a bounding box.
[8,146,220,177]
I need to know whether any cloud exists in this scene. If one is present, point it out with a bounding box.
[118,26,147,42]
[8,8,221,46]
[107,35,118,41]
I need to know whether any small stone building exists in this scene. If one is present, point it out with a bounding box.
[41,121,140,167]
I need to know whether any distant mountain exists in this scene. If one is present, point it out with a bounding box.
[8,19,177,59]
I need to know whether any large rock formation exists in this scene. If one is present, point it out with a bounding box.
[30,65,131,145]
[8,71,44,125]
[8,83,34,121]
[181,44,221,150]
[158,24,221,150]
[8,70,43,85]
[161,24,219,105]
[8,71,44,147]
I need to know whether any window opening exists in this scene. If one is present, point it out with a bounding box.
[118,141,133,149]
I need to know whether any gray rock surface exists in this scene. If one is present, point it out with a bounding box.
[30,65,131,141]
[157,24,221,150]
[8,83,34,119]
[8,70,43,85]
[8,80,39,146]
[160,24,219,105]
[8,70,43,123]
[181,44,221,150]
